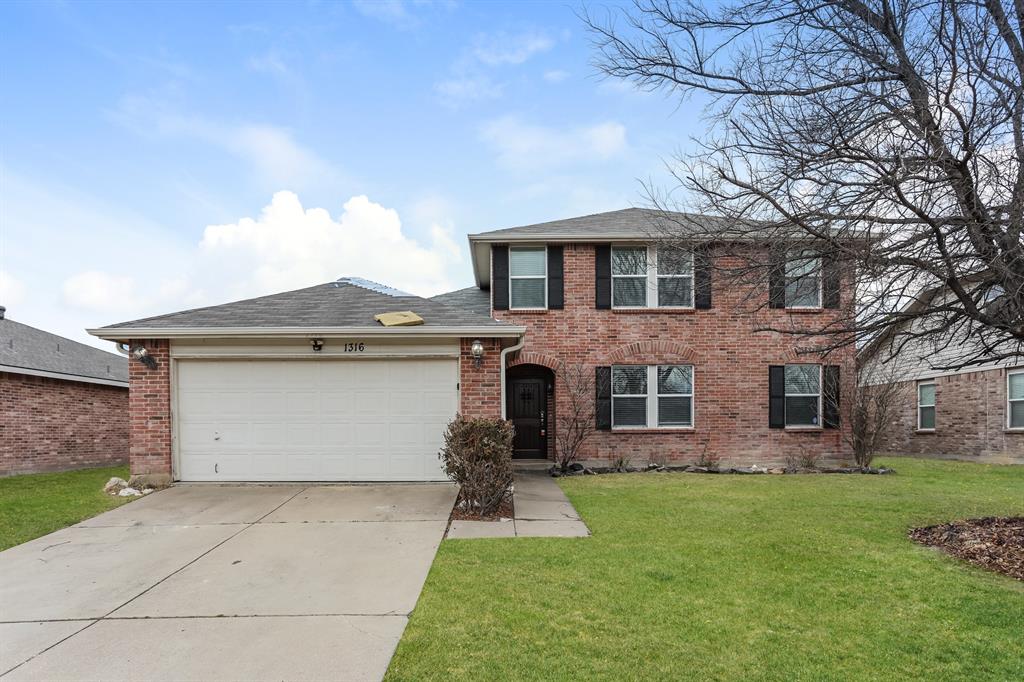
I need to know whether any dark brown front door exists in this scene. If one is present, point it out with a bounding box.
[509,377,546,459]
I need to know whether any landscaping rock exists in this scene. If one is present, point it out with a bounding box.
[118,487,142,497]
[568,462,585,473]
[103,477,128,495]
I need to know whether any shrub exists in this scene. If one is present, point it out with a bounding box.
[439,415,514,517]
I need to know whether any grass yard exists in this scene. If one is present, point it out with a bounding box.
[0,465,130,551]
[388,459,1024,681]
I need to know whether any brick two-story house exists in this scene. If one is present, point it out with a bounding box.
[90,209,854,486]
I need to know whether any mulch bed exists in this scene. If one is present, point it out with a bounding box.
[909,517,1024,582]
[449,496,514,523]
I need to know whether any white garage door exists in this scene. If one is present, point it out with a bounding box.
[175,358,458,482]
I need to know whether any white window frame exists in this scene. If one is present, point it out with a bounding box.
[785,249,823,309]
[656,365,694,428]
[611,364,695,429]
[611,245,695,310]
[917,381,936,431]
[1007,368,1024,430]
[508,245,548,310]
[784,363,822,428]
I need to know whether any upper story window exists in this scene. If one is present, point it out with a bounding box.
[611,364,694,428]
[509,246,547,309]
[785,363,821,427]
[611,245,693,309]
[918,381,936,430]
[785,249,822,308]
[1008,369,1024,429]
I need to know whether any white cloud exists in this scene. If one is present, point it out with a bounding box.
[434,75,503,104]
[109,92,347,192]
[479,116,628,171]
[62,271,138,312]
[472,31,554,66]
[194,191,460,299]
[352,0,455,30]
[247,51,289,75]
[543,69,570,83]
[59,191,462,336]
[0,270,26,307]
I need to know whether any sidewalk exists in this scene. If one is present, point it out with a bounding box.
[447,464,589,539]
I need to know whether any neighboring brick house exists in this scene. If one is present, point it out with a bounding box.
[859,288,1024,464]
[91,210,855,485]
[1,307,128,476]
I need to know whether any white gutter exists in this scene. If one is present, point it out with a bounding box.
[0,364,128,388]
[88,325,526,341]
[499,336,527,420]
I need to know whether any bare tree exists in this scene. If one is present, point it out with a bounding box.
[585,0,1024,370]
[553,362,597,472]
[846,365,906,467]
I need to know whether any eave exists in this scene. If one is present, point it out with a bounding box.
[87,325,526,342]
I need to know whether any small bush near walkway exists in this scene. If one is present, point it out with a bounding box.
[439,416,513,517]
[0,465,130,551]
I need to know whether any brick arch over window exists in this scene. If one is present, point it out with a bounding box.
[600,340,698,365]
[508,351,561,370]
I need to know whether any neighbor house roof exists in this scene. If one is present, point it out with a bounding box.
[89,277,523,340]
[1,314,128,387]
[430,286,491,317]
[466,207,764,287]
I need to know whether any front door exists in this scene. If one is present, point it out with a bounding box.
[509,377,547,459]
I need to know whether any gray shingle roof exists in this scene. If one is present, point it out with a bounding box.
[469,207,747,240]
[0,317,128,384]
[97,278,510,331]
[430,286,491,317]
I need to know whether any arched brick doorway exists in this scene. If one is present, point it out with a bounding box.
[506,364,554,459]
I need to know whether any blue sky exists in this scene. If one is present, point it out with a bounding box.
[0,0,705,349]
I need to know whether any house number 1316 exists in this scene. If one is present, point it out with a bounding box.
[343,342,365,352]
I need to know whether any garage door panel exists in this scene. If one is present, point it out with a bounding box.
[176,358,457,481]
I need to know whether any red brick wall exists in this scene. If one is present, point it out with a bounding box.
[128,339,172,478]
[459,337,504,418]
[877,368,1024,464]
[492,243,857,467]
[0,371,127,476]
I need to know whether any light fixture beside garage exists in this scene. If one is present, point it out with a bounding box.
[470,339,485,368]
[131,345,158,369]
[310,338,324,352]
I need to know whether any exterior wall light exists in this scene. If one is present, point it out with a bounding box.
[131,345,158,369]
[310,338,324,352]
[470,339,485,368]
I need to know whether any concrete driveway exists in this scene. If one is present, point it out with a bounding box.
[0,483,457,681]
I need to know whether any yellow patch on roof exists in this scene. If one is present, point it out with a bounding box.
[374,311,424,327]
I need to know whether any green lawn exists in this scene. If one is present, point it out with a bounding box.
[0,466,131,551]
[388,459,1024,681]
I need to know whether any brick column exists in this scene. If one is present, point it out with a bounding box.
[128,339,172,486]
[459,337,504,419]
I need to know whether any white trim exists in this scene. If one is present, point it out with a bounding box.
[917,380,936,431]
[508,244,548,310]
[611,365,648,428]
[784,249,823,309]
[784,363,822,427]
[88,325,526,341]
[499,336,527,420]
[611,245,695,310]
[1007,368,1024,430]
[0,364,128,388]
[611,364,695,429]
[656,364,694,428]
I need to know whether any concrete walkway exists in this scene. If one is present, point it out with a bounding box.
[0,483,457,681]
[447,465,589,539]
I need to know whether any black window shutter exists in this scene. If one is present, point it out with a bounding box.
[823,365,840,428]
[822,255,840,309]
[547,246,564,309]
[595,366,612,430]
[492,245,509,311]
[768,365,786,428]
[694,246,713,309]
[595,244,611,309]
[768,247,786,309]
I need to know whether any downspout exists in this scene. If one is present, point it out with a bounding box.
[499,335,526,420]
